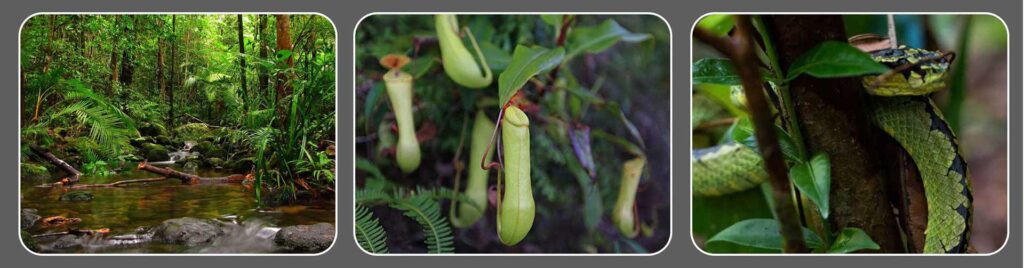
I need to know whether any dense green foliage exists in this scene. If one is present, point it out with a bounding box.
[20,14,336,203]
[355,15,670,253]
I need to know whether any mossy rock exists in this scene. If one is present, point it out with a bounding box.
[21,230,38,252]
[60,191,94,201]
[154,135,172,146]
[138,122,167,137]
[193,141,225,158]
[20,163,50,181]
[205,157,225,168]
[141,143,170,161]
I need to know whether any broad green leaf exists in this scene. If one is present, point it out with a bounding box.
[567,19,650,59]
[694,84,745,116]
[693,58,741,85]
[706,219,824,253]
[692,59,774,86]
[479,42,511,72]
[356,157,385,180]
[776,127,804,164]
[540,14,564,27]
[827,228,880,253]
[693,188,773,253]
[697,14,735,36]
[728,117,800,162]
[498,45,565,106]
[789,153,831,219]
[784,41,889,81]
[407,57,436,78]
[730,116,757,149]
[275,50,293,63]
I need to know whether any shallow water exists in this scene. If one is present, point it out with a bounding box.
[21,168,335,254]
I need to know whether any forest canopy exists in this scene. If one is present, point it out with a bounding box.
[20,14,337,202]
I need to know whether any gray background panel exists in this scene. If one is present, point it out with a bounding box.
[1,0,1019,267]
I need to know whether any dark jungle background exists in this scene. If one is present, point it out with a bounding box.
[355,14,670,253]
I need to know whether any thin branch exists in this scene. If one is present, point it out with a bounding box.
[887,15,898,49]
[695,16,808,253]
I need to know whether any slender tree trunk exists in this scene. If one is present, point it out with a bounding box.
[110,50,119,84]
[274,14,293,127]
[258,15,270,96]
[42,16,54,73]
[238,15,248,111]
[157,29,165,98]
[762,15,904,252]
[168,15,176,133]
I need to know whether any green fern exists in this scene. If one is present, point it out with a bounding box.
[356,188,395,205]
[391,195,455,253]
[355,205,389,254]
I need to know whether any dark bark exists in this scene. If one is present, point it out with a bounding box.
[258,15,270,95]
[238,15,249,110]
[119,50,133,86]
[275,14,294,97]
[157,26,165,99]
[168,15,176,133]
[694,16,808,253]
[31,147,81,183]
[762,15,903,252]
[274,15,294,127]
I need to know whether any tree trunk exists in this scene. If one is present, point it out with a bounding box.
[120,50,133,86]
[258,15,270,96]
[274,14,294,127]
[762,15,904,252]
[238,15,248,111]
[168,15,176,133]
[42,15,54,73]
[110,50,119,84]
[157,28,165,99]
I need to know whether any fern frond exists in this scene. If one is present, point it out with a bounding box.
[355,205,389,254]
[391,195,455,253]
[413,186,482,212]
[356,189,395,206]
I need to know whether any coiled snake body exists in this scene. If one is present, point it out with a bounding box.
[692,45,972,253]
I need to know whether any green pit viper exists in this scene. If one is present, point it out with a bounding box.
[692,43,972,253]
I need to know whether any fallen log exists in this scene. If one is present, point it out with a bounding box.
[137,162,201,184]
[31,147,82,183]
[36,174,252,188]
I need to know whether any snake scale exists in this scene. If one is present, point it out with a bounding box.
[692,45,972,253]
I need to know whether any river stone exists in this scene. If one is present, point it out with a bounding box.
[21,209,40,229]
[274,223,334,253]
[154,217,225,246]
[142,143,170,161]
[59,191,93,201]
[51,235,81,249]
